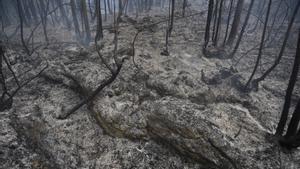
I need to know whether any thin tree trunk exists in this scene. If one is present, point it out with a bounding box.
[168,0,175,37]
[213,0,224,46]
[254,0,300,85]
[21,0,32,24]
[16,0,30,55]
[212,0,219,42]
[81,0,92,45]
[203,0,214,50]
[223,0,234,45]
[276,28,300,137]
[248,0,266,33]
[244,0,272,89]
[95,0,103,41]
[104,0,107,21]
[55,0,71,29]
[16,0,29,26]
[285,100,300,139]
[182,0,187,17]
[230,0,255,57]
[37,0,49,43]
[226,0,244,46]
[70,0,81,40]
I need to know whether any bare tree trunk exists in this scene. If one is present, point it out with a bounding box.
[37,0,49,43]
[244,0,272,89]
[276,28,300,137]
[266,0,283,42]
[55,0,71,29]
[16,0,30,55]
[203,0,214,50]
[21,0,32,24]
[254,0,300,85]
[248,0,266,33]
[223,0,234,46]
[80,0,92,45]
[182,0,187,17]
[107,0,112,14]
[104,0,107,21]
[70,0,82,40]
[95,0,103,41]
[226,0,244,46]
[230,0,255,57]
[213,0,224,46]
[16,0,29,26]
[211,0,219,43]
[168,0,175,37]
[285,99,300,139]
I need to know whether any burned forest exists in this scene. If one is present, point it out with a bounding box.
[1,0,300,168]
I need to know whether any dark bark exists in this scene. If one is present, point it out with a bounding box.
[223,0,234,45]
[58,58,125,120]
[248,0,266,33]
[213,0,224,46]
[16,0,29,26]
[37,0,49,43]
[230,0,255,57]
[203,0,214,50]
[276,28,300,137]
[95,0,104,41]
[70,0,82,40]
[285,100,300,139]
[254,0,300,85]
[244,0,272,89]
[211,0,219,43]
[226,0,244,46]
[182,0,187,17]
[80,0,92,44]
[16,0,30,55]
[55,0,71,29]
[21,0,32,24]
[104,0,107,21]
[168,0,175,37]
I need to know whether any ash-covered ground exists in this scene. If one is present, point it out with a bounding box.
[1,3,300,169]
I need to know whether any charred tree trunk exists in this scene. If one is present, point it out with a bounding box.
[107,0,112,14]
[55,0,71,29]
[223,0,234,45]
[37,0,49,43]
[70,0,82,41]
[276,28,300,137]
[104,0,108,21]
[80,0,92,45]
[16,0,30,55]
[213,0,224,46]
[254,0,300,85]
[15,0,29,26]
[168,0,175,37]
[203,0,214,51]
[211,0,219,43]
[230,0,255,57]
[226,0,244,46]
[182,0,187,17]
[244,0,272,89]
[21,0,32,25]
[95,0,103,41]
[248,0,266,33]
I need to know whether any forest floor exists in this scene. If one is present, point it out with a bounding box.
[1,8,300,169]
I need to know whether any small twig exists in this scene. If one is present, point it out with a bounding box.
[132,30,142,69]
[58,59,126,120]
[9,63,48,99]
[208,138,238,169]
[234,126,242,138]
[3,55,20,87]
